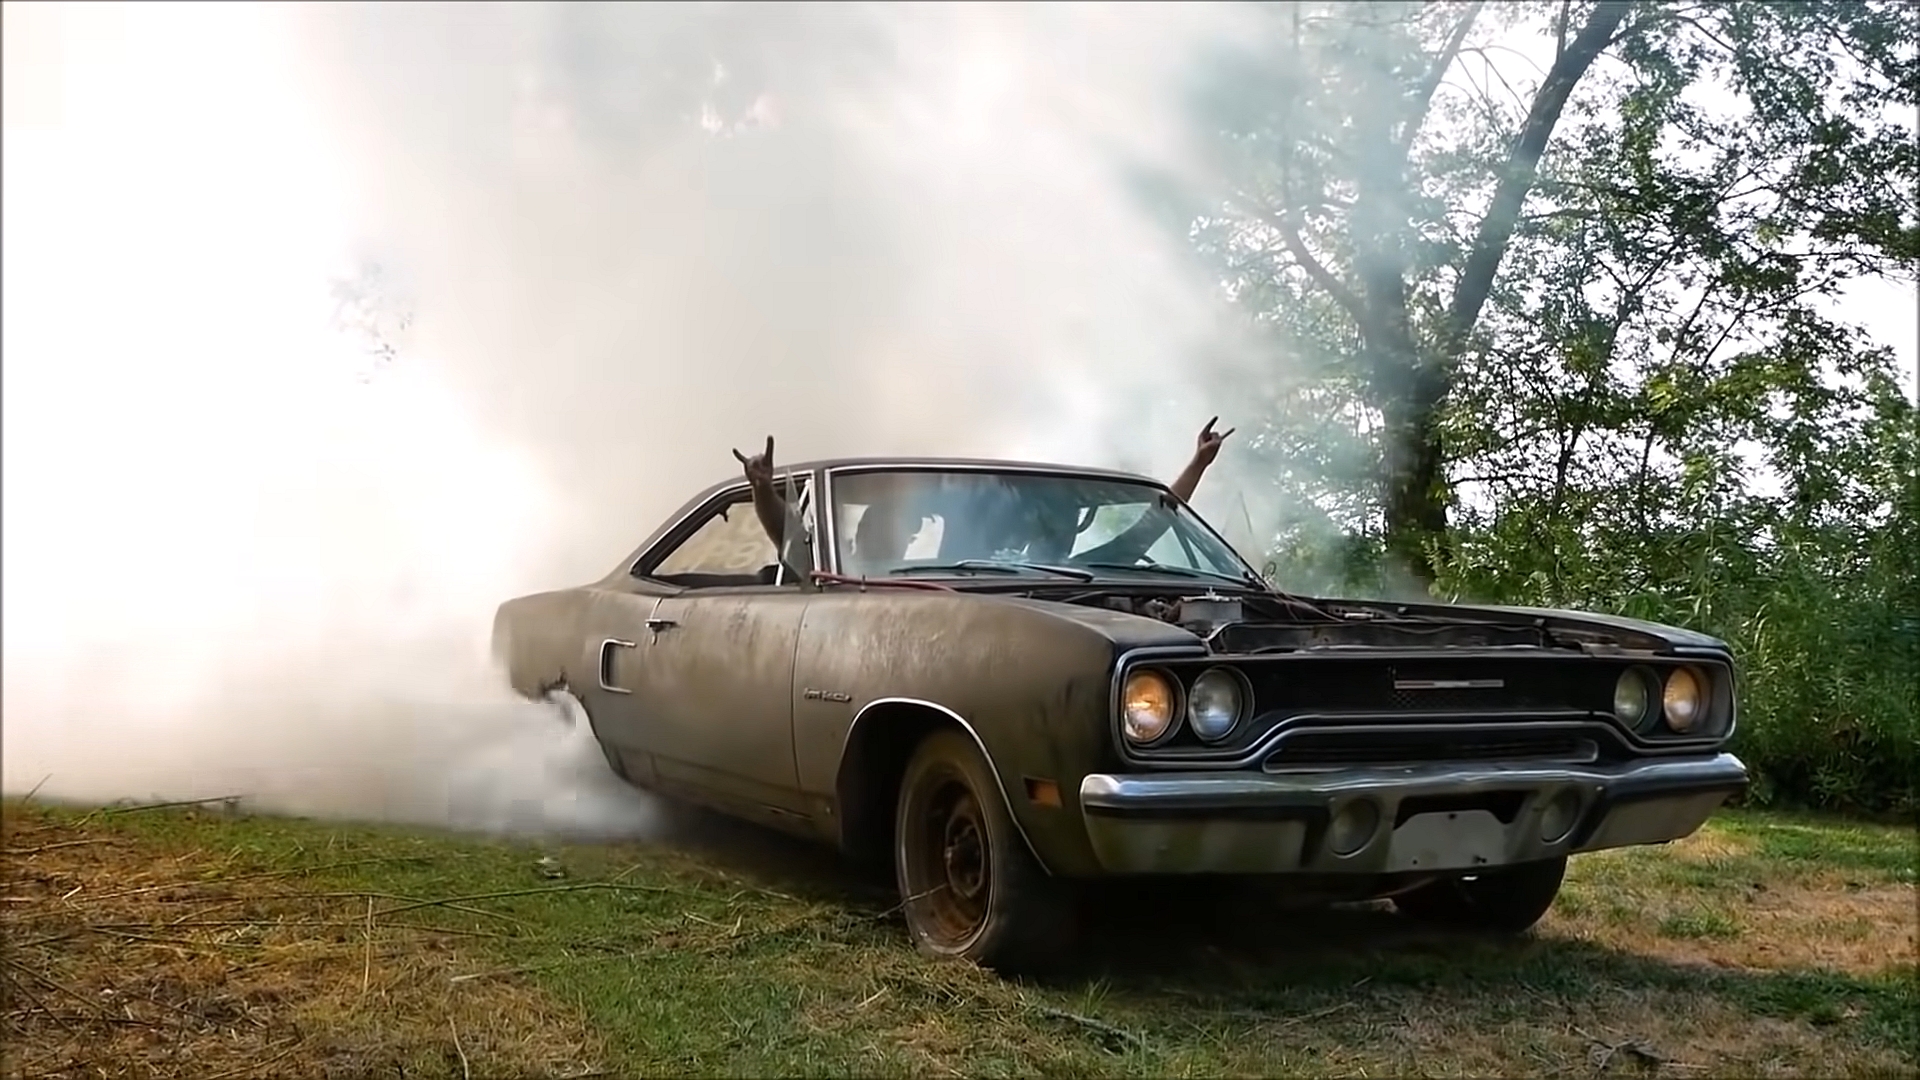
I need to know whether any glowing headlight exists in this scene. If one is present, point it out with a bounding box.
[1613,668,1653,727]
[1187,667,1245,742]
[1662,667,1705,733]
[1122,669,1178,745]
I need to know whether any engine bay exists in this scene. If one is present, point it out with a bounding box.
[1022,584,1629,653]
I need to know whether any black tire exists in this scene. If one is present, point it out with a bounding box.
[595,738,631,782]
[1392,856,1567,934]
[547,687,631,783]
[893,728,1075,973]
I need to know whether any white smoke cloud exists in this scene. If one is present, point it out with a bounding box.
[2,0,1257,836]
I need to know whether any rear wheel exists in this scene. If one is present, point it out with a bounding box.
[541,686,587,728]
[893,729,1074,973]
[1392,856,1567,934]
[542,686,630,782]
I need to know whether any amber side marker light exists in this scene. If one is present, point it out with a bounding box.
[1025,778,1063,808]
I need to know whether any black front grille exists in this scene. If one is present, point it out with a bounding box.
[1262,726,1602,771]
[1383,686,1514,711]
[1238,659,1617,716]
[1122,655,1698,760]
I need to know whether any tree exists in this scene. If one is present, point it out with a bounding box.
[1186,0,1918,810]
[1192,0,1917,590]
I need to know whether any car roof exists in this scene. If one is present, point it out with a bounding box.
[609,456,1183,583]
[775,456,1161,485]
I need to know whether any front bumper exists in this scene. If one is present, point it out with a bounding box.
[1077,753,1748,876]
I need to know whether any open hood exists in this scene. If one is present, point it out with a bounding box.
[1000,581,1728,657]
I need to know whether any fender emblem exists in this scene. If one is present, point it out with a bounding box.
[803,688,853,703]
[1394,678,1504,690]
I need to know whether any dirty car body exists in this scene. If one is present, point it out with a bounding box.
[493,458,1749,969]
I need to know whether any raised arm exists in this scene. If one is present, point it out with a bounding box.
[1168,417,1233,502]
[1078,418,1236,565]
[732,435,787,547]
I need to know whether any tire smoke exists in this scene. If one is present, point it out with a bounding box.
[2,2,1252,837]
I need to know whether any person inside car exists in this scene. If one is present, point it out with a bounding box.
[1020,417,1234,564]
[732,418,1235,575]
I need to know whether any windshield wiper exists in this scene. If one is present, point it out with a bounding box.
[1079,561,1258,589]
[890,560,1094,582]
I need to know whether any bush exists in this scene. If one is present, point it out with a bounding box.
[1269,503,1916,816]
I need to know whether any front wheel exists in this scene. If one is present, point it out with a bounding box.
[1391,856,1567,934]
[893,729,1074,973]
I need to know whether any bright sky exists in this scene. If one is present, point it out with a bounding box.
[1,2,548,673]
[1836,278,1918,401]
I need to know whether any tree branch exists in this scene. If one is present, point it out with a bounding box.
[1401,0,1486,158]
[1609,4,1731,53]
[1240,202,1371,329]
[1438,0,1632,367]
[1452,470,1553,488]
[1667,12,1738,57]
[1459,45,1539,119]
[1452,55,1522,138]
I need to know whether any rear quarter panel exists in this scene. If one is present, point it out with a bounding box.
[492,589,593,698]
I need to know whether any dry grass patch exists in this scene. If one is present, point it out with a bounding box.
[1555,877,1919,975]
[1552,815,1918,977]
[1665,827,1762,863]
[1,802,603,1080]
[1546,993,1910,1078]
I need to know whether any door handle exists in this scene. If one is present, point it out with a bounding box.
[598,638,636,694]
[644,596,676,638]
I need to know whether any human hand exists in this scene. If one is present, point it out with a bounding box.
[732,435,775,487]
[1193,416,1234,467]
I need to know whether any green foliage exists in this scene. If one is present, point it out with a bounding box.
[1190,0,1919,814]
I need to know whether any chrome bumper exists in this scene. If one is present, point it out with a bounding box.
[1077,753,1748,876]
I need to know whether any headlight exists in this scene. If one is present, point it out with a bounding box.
[1187,667,1245,742]
[1662,667,1706,733]
[1613,667,1654,727]
[1122,669,1179,745]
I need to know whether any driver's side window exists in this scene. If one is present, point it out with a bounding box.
[643,486,805,588]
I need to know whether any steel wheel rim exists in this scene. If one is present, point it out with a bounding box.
[905,771,992,950]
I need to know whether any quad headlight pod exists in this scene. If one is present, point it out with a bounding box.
[1187,667,1248,743]
[1615,664,1716,736]
[1662,666,1706,734]
[1612,667,1655,728]
[1122,669,1180,745]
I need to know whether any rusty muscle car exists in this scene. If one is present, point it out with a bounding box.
[492,458,1749,971]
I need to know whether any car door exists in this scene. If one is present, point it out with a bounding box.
[605,478,816,831]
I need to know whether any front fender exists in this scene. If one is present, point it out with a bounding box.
[796,590,1176,877]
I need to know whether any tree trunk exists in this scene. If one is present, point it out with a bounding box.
[1378,0,1633,589]
[1379,363,1451,588]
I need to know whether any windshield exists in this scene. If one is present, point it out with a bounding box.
[827,469,1260,584]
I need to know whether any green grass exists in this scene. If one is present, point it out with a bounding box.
[6,798,1917,1078]
[1715,810,1920,882]
[1657,908,1743,940]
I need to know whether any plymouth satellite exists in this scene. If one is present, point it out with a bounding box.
[492,457,1749,971]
